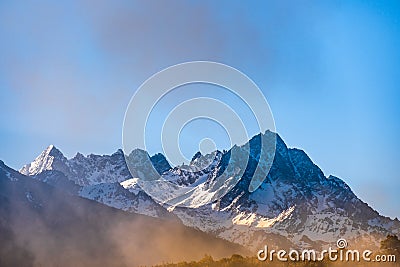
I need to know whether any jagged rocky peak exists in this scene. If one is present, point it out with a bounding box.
[124,149,171,175]
[150,153,171,174]
[32,144,66,162]
[191,151,202,162]
[187,150,222,172]
[20,145,68,176]
[112,148,124,156]
[124,148,149,166]
[73,152,85,160]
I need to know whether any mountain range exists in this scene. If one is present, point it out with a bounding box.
[16,131,400,253]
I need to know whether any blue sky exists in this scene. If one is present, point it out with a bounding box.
[0,0,399,218]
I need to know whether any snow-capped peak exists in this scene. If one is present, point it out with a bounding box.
[20,145,67,176]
